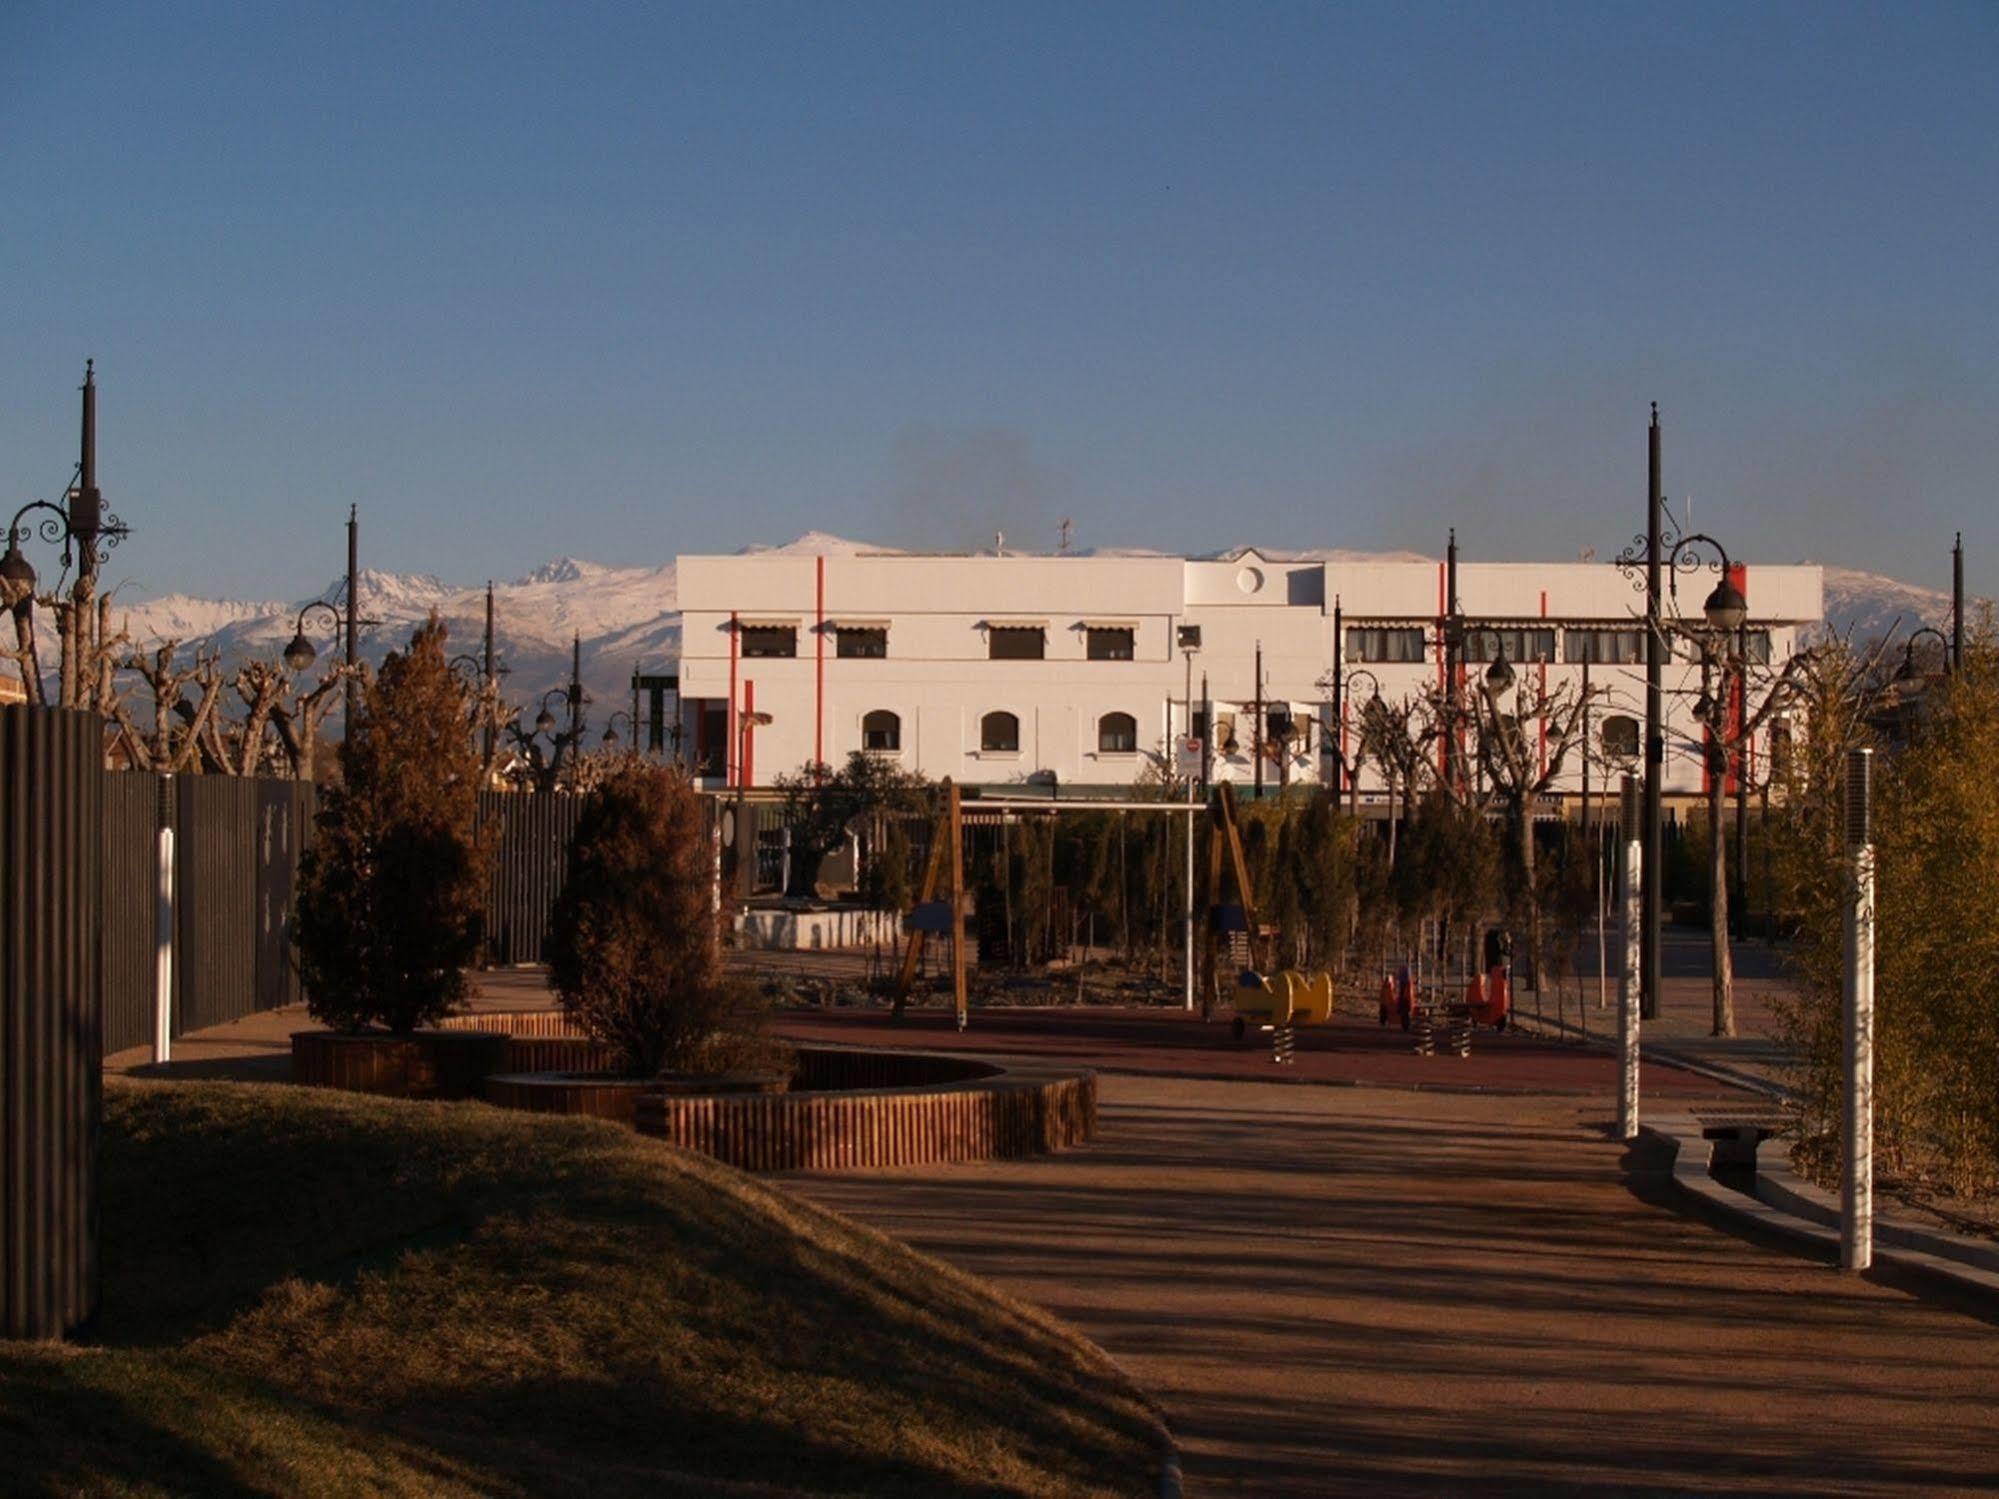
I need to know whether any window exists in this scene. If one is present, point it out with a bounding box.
[988,626,1045,660]
[1600,714,1640,762]
[1739,629,1772,666]
[1346,626,1426,663]
[980,711,1020,753]
[740,625,796,658]
[861,710,901,752]
[1086,626,1134,661]
[1098,712,1138,754]
[1565,628,1646,664]
[1462,627,1555,664]
[835,627,887,659]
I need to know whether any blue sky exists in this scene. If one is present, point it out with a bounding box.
[2,2,1994,603]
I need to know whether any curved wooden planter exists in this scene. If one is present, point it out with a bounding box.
[435,1009,586,1040]
[482,1069,791,1126]
[636,1046,1095,1174]
[291,1029,510,1101]
[482,1072,651,1126]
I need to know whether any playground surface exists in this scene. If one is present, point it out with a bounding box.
[769,1003,1750,1099]
[797,1073,1999,1496]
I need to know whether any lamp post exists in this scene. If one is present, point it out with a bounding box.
[511,683,588,791]
[1660,530,1749,1036]
[1898,625,1952,683]
[2,362,131,711]
[1952,533,1965,673]
[603,710,638,750]
[1316,660,1378,817]
[282,601,346,675]
[1616,408,1744,1021]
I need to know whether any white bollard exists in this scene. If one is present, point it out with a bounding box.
[154,822,175,1064]
[1618,776,1642,1139]
[1842,749,1875,1272]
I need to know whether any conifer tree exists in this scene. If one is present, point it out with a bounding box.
[294,614,485,1033]
[547,760,728,1075]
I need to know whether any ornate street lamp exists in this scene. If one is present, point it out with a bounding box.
[1483,642,1515,695]
[1897,625,1952,682]
[532,689,564,739]
[283,600,345,674]
[603,710,637,749]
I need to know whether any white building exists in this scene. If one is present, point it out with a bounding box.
[674,547,1822,807]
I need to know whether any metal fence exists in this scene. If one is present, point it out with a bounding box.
[97,773,319,1055]
[1,706,102,1340]
[476,790,584,965]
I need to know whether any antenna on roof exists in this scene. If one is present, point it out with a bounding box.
[994,530,1004,556]
[1058,518,1073,553]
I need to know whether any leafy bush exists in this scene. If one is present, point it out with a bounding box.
[548,760,741,1076]
[294,615,485,1034]
[1775,633,1999,1192]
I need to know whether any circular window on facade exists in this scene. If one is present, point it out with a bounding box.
[1235,566,1264,595]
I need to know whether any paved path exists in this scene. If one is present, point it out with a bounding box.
[795,1075,1999,1496]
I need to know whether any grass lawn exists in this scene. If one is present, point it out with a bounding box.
[0,1081,1158,1497]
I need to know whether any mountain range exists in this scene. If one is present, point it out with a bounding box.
[55,537,1985,730]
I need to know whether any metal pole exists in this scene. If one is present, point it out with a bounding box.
[482,581,496,769]
[1330,597,1344,800]
[1253,641,1263,800]
[569,633,583,743]
[1618,775,1642,1138]
[632,670,641,750]
[1952,531,1964,674]
[1200,673,1212,798]
[1842,748,1875,1271]
[1183,796,1196,1011]
[1734,627,1749,936]
[1643,405,1664,1021]
[1444,530,1458,794]
[344,506,360,732]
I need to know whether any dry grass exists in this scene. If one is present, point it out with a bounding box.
[0,1081,1158,1497]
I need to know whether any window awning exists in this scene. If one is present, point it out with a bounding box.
[1080,619,1138,630]
[828,619,889,630]
[985,619,1048,630]
[737,617,800,629]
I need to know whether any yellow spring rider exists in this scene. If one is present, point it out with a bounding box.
[1231,969,1336,1059]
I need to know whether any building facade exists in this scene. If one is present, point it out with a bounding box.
[675,548,1823,806]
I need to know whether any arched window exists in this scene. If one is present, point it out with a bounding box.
[1600,714,1640,762]
[1098,712,1138,754]
[862,709,901,753]
[981,711,1020,753]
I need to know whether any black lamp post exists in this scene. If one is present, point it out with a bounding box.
[1617,413,1749,1020]
[282,601,345,675]
[603,710,637,750]
[3,367,131,708]
[1898,625,1952,682]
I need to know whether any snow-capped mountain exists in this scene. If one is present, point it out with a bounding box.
[1819,566,1980,648]
[49,535,1980,726]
